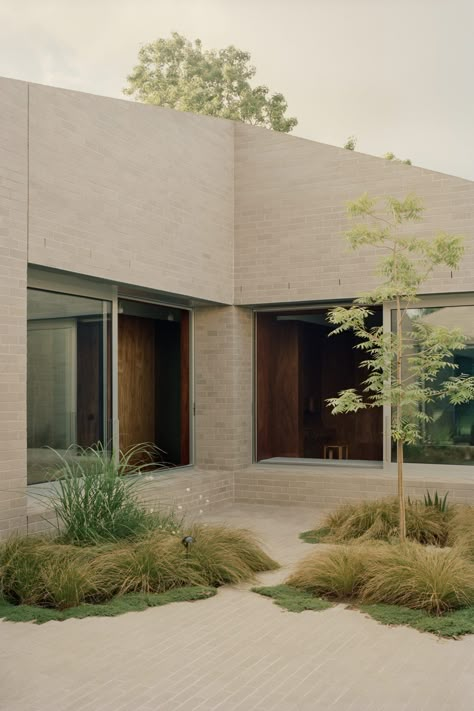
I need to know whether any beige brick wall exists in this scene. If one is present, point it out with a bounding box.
[27,83,235,304]
[0,78,28,537]
[2,76,474,537]
[235,464,474,509]
[194,306,253,471]
[26,467,234,535]
[234,123,474,305]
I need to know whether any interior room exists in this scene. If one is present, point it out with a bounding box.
[256,307,383,464]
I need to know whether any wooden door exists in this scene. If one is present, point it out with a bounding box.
[118,315,155,453]
[256,314,303,460]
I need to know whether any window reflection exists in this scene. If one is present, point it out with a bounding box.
[27,289,111,484]
[392,306,474,465]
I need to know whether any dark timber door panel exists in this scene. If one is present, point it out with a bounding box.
[118,315,155,452]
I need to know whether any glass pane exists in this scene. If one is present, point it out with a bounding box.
[256,308,383,463]
[391,305,474,465]
[27,289,111,484]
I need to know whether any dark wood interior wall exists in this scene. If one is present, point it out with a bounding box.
[256,311,383,462]
[154,320,181,465]
[118,314,156,453]
[180,311,190,465]
[77,321,102,447]
[256,314,302,460]
[317,326,383,461]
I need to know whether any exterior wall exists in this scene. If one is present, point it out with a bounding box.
[27,83,234,304]
[235,465,474,509]
[234,123,474,305]
[27,467,234,535]
[0,79,28,537]
[2,76,474,537]
[194,306,253,471]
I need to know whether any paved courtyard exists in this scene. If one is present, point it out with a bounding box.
[1,504,474,711]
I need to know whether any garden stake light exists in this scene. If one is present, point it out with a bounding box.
[182,535,194,557]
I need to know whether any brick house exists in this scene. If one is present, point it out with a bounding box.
[1,76,474,537]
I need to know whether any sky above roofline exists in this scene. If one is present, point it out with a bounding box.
[1,0,473,180]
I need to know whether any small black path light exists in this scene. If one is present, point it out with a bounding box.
[182,535,194,557]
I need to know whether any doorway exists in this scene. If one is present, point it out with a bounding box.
[118,300,190,466]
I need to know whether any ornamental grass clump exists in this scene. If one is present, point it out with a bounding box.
[0,537,104,608]
[361,543,474,614]
[287,544,382,600]
[0,525,278,611]
[185,524,279,586]
[32,444,177,545]
[447,506,474,560]
[287,542,474,615]
[95,535,206,595]
[321,497,449,545]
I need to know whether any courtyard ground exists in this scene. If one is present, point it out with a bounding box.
[1,504,473,711]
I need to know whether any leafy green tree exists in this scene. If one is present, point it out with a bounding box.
[343,137,411,164]
[384,152,412,165]
[326,194,474,540]
[344,136,357,151]
[124,32,298,132]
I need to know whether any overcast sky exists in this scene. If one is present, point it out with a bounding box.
[1,0,473,180]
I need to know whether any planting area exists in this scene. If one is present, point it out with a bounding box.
[1,504,474,711]
[294,499,474,617]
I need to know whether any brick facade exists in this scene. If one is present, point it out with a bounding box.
[1,76,473,536]
[0,79,28,536]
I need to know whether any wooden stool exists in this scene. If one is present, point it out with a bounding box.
[324,444,349,460]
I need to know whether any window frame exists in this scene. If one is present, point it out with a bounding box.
[383,292,474,471]
[253,294,474,473]
[27,268,195,483]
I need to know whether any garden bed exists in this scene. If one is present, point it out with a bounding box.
[253,496,474,638]
[0,524,278,621]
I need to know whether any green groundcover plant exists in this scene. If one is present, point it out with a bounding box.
[0,587,217,624]
[252,585,474,638]
[252,584,332,613]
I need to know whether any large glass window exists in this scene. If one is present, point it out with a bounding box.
[27,289,111,484]
[392,305,474,465]
[27,289,192,484]
[255,308,383,463]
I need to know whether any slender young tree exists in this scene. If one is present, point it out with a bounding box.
[326,194,474,540]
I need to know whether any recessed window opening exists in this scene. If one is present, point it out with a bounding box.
[255,307,383,464]
[118,299,190,468]
[392,305,474,466]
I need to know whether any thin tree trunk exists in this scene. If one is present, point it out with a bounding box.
[397,439,406,541]
[395,294,406,542]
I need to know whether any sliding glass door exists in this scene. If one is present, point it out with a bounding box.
[27,289,111,484]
